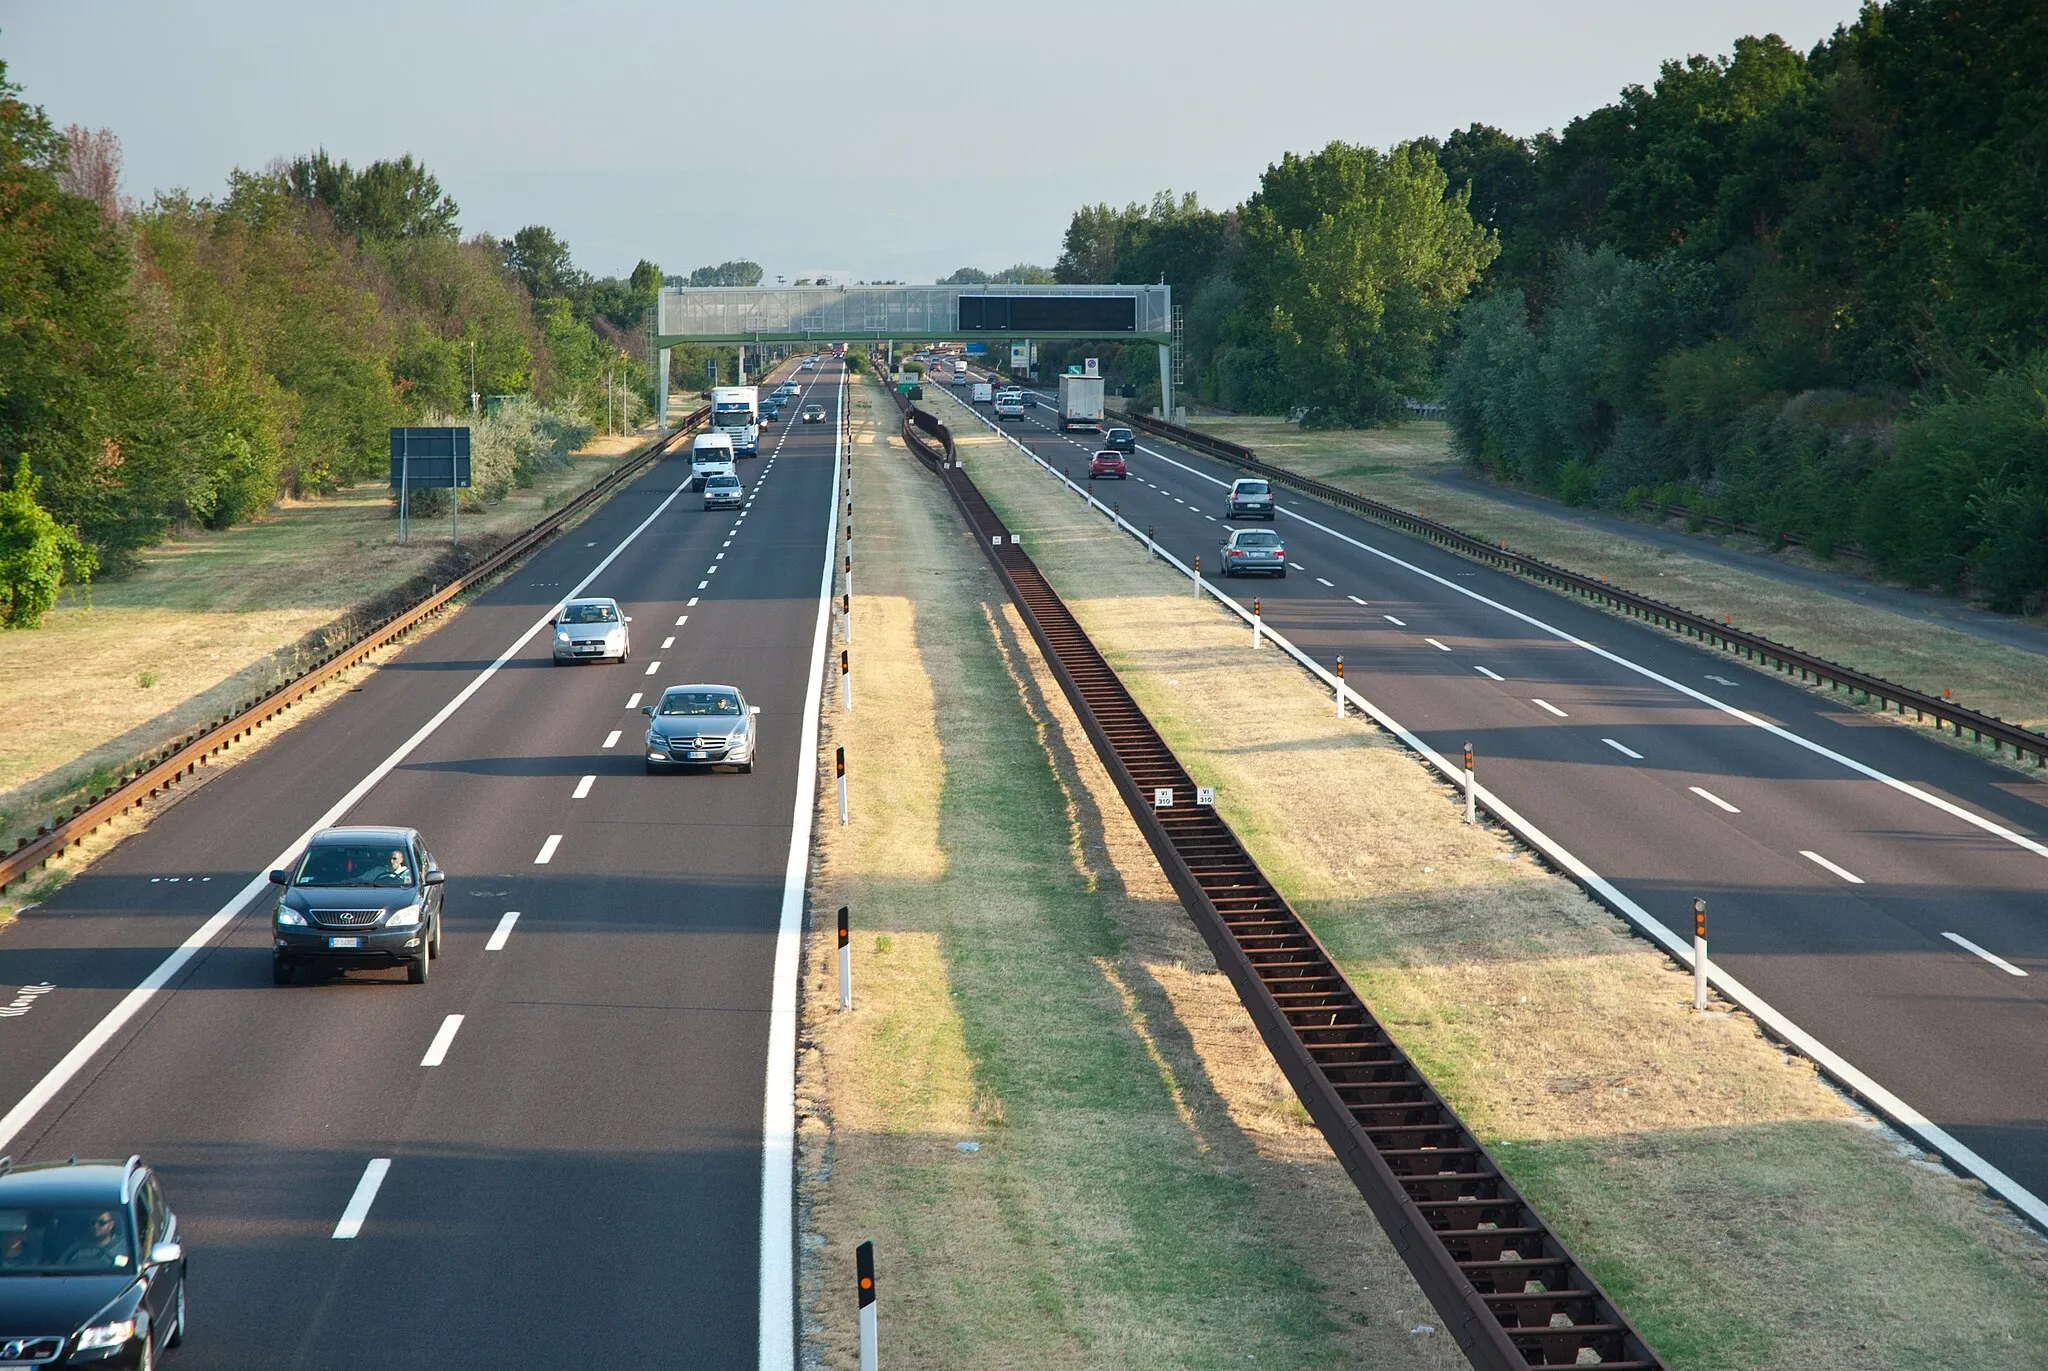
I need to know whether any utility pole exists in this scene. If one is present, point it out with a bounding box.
[469,339,479,417]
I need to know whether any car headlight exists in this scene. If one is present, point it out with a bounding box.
[384,903,423,929]
[276,907,307,926]
[605,627,624,643]
[75,1319,137,1351]
[555,630,571,642]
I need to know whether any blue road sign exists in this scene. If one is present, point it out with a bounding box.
[389,427,472,489]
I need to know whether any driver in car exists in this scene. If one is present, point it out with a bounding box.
[63,1210,127,1269]
[375,849,413,885]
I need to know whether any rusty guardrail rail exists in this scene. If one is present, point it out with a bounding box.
[0,406,713,897]
[1118,409,2048,766]
[881,376,1666,1369]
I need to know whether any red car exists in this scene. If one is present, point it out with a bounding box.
[1088,450,1127,480]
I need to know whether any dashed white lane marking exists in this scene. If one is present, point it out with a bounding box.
[420,1014,465,1067]
[714,553,725,561]
[697,581,709,590]
[661,636,675,649]
[1316,576,1334,587]
[573,775,595,800]
[1205,514,1218,522]
[1383,614,1406,626]
[1801,850,1864,884]
[626,693,642,709]
[723,540,733,548]
[1347,595,1368,605]
[1689,785,1741,813]
[675,615,688,626]
[1474,665,1505,681]
[1602,738,1644,760]
[1942,931,2028,977]
[687,597,700,606]
[602,730,621,749]
[708,565,720,574]
[1425,638,1452,652]
[645,661,661,676]
[534,834,562,865]
[1532,698,1568,717]
[333,1159,391,1239]
[485,911,520,951]
[1288,562,1306,570]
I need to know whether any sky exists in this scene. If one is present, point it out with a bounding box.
[0,0,1865,285]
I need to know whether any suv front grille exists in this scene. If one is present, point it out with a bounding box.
[313,908,384,928]
[0,1336,64,1363]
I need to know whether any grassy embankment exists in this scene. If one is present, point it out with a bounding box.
[799,377,1469,1370]
[0,429,659,864]
[931,382,2048,1370]
[1134,410,2048,742]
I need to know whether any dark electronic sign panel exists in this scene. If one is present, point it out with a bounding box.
[388,427,473,489]
[957,295,1136,333]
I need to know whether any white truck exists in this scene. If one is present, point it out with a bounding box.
[690,432,738,490]
[971,382,994,404]
[709,385,759,455]
[1057,374,1106,432]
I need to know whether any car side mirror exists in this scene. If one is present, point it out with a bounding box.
[149,1241,183,1266]
[750,706,762,715]
[268,869,289,885]
[625,616,633,622]
[423,868,445,886]
[641,705,655,716]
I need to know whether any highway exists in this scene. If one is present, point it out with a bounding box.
[932,368,2048,1210]
[0,358,844,1367]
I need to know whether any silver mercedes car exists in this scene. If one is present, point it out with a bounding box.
[642,684,760,773]
[552,597,631,664]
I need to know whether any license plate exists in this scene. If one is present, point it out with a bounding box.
[686,751,708,760]
[328,936,362,949]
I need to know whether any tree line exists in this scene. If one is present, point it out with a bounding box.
[1044,0,2047,611]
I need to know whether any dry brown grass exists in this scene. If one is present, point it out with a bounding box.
[0,432,656,830]
[1180,414,2048,736]
[943,394,2048,1370]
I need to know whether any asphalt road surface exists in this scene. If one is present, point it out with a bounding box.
[937,370,2048,1213]
[0,358,844,1368]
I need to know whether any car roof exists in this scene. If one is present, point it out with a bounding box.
[0,1159,138,1205]
[1232,477,1266,486]
[563,596,620,607]
[1227,526,1278,539]
[661,682,743,697]
[310,824,419,846]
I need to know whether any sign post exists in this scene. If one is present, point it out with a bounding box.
[389,427,472,547]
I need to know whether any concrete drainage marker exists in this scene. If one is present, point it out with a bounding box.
[896,408,1666,1371]
[0,409,713,898]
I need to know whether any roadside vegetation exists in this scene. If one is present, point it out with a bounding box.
[933,384,2048,1371]
[799,378,1468,1369]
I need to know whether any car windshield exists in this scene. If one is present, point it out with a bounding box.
[1235,482,1270,497]
[658,691,742,717]
[560,602,618,624]
[1094,453,1121,462]
[295,844,417,887]
[1233,531,1281,548]
[0,1205,134,1274]
[708,476,739,489]
[1109,429,1132,440]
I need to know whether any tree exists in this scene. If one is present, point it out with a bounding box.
[686,259,763,287]
[57,124,121,216]
[501,225,584,299]
[938,266,991,284]
[0,456,92,628]
[283,150,459,241]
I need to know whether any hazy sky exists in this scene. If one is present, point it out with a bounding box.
[1,1,1862,284]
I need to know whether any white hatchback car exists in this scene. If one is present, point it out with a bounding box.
[552,597,631,663]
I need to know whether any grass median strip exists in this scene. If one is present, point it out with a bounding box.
[798,379,1465,1370]
[945,386,2048,1371]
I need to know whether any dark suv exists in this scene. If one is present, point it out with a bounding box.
[1103,427,1136,453]
[0,1156,187,1368]
[269,825,446,984]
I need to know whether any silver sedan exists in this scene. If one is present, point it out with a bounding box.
[552,597,632,663]
[642,683,760,773]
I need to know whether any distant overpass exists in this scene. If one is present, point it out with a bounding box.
[653,283,1178,422]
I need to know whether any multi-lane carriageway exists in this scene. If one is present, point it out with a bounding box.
[939,368,2048,1222]
[0,359,846,1368]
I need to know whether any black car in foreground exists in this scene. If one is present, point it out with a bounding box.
[0,1156,187,1368]
[269,825,446,985]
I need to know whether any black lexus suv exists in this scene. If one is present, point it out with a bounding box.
[0,1156,187,1367]
[269,824,446,985]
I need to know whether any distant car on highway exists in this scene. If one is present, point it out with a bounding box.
[951,371,968,386]
[0,1156,189,1365]
[801,403,827,423]
[703,473,743,510]
[994,392,1025,419]
[642,684,761,773]
[1220,526,1286,577]
[269,824,446,984]
[552,596,631,664]
[1103,426,1136,453]
[1226,477,1276,520]
[1088,450,1127,480]
[758,399,779,423]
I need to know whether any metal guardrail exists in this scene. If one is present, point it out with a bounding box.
[0,408,712,897]
[1119,410,2048,766]
[879,374,1666,1369]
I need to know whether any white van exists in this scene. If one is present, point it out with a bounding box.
[971,382,994,404]
[690,432,738,490]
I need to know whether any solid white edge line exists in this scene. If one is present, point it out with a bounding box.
[533,834,561,865]
[0,466,697,1153]
[1688,785,1741,814]
[1800,848,1866,884]
[970,399,2048,1234]
[757,365,841,1370]
[1942,931,2028,977]
[485,911,520,951]
[419,1013,464,1067]
[1601,738,1644,760]
[332,1157,391,1239]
